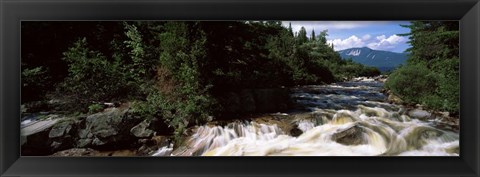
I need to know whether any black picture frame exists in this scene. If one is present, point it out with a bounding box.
[1,0,479,176]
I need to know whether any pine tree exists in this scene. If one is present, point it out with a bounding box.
[297,27,308,44]
[288,23,294,37]
[311,29,316,41]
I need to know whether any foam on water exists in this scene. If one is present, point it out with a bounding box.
[157,78,459,156]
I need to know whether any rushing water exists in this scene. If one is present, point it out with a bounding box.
[154,77,459,156]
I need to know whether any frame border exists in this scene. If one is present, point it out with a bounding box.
[1,0,479,176]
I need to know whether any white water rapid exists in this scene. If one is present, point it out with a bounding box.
[153,77,459,156]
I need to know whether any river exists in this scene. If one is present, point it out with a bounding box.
[153,77,459,156]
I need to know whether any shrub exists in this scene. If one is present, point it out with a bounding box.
[21,66,50,102]
[430,58,459,112]
[59,38,128,110]
[385,63,438,104]
[88,103,104,114]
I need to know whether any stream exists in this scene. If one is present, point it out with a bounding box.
[153,77,460,156]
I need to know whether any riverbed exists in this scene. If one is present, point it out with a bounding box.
[154,77,460,156]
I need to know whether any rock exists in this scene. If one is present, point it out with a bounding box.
[408,109,432,120]
[136,136,171,156]
[48,120,74,138]
[77,139,92,148]
[51,148,98,156]
[331,125,366,145]
[290,125,303,137]
[47,119,78,151]
[76,107,143,150]
[131,119,154,138]
[147,117,174,135]
[22,116,78,155]
[387,93,403,104]
[21,129,52,155]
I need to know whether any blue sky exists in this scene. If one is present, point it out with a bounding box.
[281,21,411,53]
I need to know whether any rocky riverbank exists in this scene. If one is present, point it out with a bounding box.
[21,88,293,156]
[21,104,174,156]
[21,76,459,156]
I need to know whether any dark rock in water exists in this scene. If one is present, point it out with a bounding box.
[408,109,432,120]
[290,125,303,137]
[331,125,366,145]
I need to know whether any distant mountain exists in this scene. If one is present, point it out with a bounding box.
[337,47,408,72]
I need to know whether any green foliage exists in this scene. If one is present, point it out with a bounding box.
[388,21,459,114]
[88,103,104,114]
[296,27,308,45]
[24,21,385,140]
[429,58,459,112]
[385,63,438,103]
[21,66,51,102]
[60,38,128,110]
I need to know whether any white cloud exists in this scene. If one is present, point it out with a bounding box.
[362,34,371,40]
[376,35,386,41]
[327,35,365,51]
[327,34,406,51]
[367,34,406,50]
[282,21,391,32]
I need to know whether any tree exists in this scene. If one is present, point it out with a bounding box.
[297,27,308,44]
[60,37,128,110]
[311,29,316,41]
[387,21,459,114]
[318,30,328,44]
[288,22,294,37]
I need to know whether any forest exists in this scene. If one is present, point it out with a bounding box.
[21,21,459,156]
[22,21,380,138]
[385,21,459,115]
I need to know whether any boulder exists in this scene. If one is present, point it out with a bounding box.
[21,116,78,155]
[408,109,432,120]
[130,119,154,138]
[136,136,171,156]
[289,125,303,137]
[147,117,174,135]
[47,119,79,151]
[76,107,143,150]
[331,125,367,145]
[387,93,403,104]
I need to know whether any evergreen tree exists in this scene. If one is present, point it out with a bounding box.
[386,21,459,114]
[297,27,308,44]
[311,29,316,41]
[288,22,294,37]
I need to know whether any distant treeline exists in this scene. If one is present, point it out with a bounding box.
[22,21,380,137]
[385,21,459,115]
